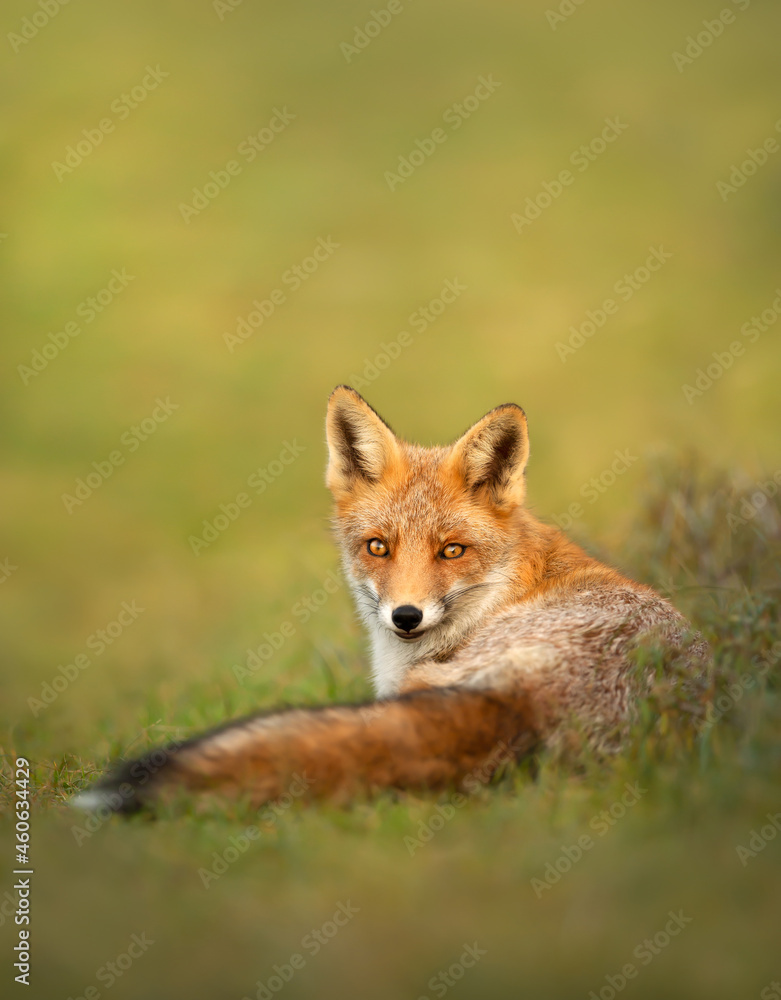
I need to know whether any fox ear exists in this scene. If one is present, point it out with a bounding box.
[447,404,529,508]
[326,386,399,495]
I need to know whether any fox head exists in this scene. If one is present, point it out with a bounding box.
[325,385,531,694]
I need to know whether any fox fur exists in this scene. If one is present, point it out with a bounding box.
[73,386,704,814]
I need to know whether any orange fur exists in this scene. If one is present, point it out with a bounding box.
[74,387,705,814]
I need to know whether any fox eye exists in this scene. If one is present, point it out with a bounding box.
[441,543,466,559]
[367,538,388,557]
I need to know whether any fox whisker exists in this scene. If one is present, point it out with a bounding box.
[441,582,493,608]
[356,584,380,608]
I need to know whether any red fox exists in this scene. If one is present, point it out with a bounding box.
[74,386,704,813]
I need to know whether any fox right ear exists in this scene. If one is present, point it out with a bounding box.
[447,403,530,509]
[325,386,399,495]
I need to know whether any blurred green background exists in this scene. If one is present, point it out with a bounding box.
[1,0,780,997]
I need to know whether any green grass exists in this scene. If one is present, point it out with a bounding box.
[2,465,780,1000]
[1,0,780,996]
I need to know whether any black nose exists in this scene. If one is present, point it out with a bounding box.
[391,605,424,632]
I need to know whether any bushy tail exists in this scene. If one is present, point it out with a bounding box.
[71,686,540,814]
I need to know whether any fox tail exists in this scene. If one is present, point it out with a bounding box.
[71,686,540,814]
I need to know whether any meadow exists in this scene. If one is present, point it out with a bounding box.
[1,0,780,996]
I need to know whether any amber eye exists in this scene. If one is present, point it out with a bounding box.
[441,543,466,559]
[367,538,388,557]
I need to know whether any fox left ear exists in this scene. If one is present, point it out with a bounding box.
[325,385,400,496]
[447,404,530,508]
